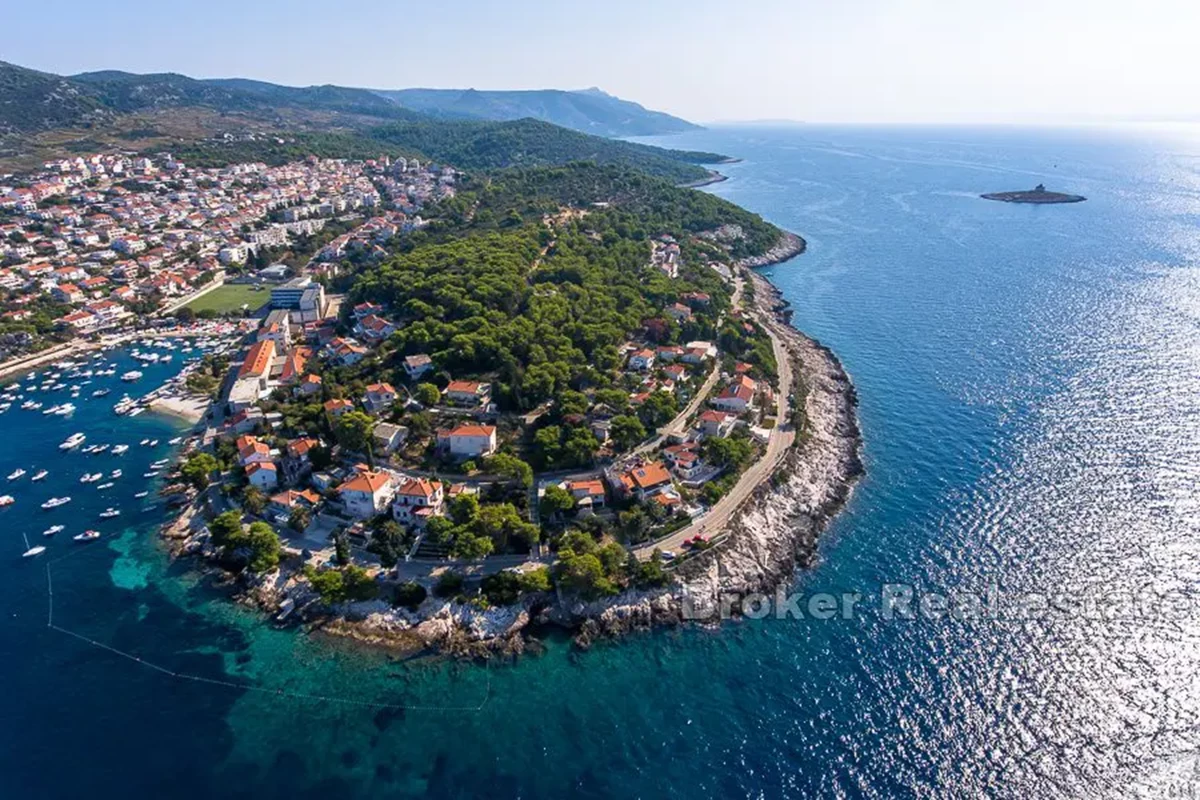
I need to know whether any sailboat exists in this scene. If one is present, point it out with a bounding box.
[22,533,45,558]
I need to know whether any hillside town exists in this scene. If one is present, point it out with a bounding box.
[0,151,452,351]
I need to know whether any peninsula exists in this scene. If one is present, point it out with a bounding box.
[0,102,860,656]
[981,184,1086,204]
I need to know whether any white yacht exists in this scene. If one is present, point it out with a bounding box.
[120,371,143,382]
[41,497,71,509]
[110,469,122,479]
[134,491,150,499]
[43,525,64,536]
[99,508,120,519]
[0,495,14,506]
[31,470,48,482]
[73,530,101,542]
[59,433,86,450]
[111,445,129,455]
[7,468,25,481]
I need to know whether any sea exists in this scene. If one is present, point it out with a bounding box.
[6,125,1200,798]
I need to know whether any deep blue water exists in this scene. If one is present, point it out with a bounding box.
[7,126,1200,798]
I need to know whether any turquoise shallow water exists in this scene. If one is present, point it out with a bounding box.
[7,126,1200,798]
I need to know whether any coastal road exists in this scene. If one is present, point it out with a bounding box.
[634,270,796,559]
[631,274,744,458]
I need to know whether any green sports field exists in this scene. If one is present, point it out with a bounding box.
[182,284,270,315]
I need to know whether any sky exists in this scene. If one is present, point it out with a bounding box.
[5,0,1200,124]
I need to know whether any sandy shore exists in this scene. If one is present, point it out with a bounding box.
[148,394,210,425]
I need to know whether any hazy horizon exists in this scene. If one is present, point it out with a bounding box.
[6,0,1199,125]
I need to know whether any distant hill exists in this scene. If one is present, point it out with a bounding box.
[0,60,421,135]
[0,60,723,183]
[70,70,421,120]
[0,61,111,133]
[368,118,722,182]
[373,86,700,137]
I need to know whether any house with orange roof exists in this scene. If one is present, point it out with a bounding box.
[268,488,322,518]
[296,373,322,397]
[246,461,278,491]
[363,382,398,413]
[444,380,491,407]
[436,423,497,459]
[338,468,397,518]
[697,409,737,438]
[323,398,354,418]
[711,375,757,414]
[392,477,445,527]
[616,461,674,500]
[564,479,607,510]
[236,435,273,467]
[279,346,312,384]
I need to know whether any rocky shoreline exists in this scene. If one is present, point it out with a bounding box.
[160,229,863,659]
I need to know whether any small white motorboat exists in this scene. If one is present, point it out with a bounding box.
[110,469,122,479]
[134,491,149,499]
[96,482,114,490]
[43,525,64,536]
[0,495,14,506]
[111,445,129,455]
[7,468,25,481]
[42,497,71,509]
[99,508,120,519]
[31,470,48,482]
[139,439,150,446]
[73,530,101,542]
[143,472,159,478]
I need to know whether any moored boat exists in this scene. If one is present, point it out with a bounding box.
[73,530,101,542]
[41,497,71,509]
[59,433,86,450]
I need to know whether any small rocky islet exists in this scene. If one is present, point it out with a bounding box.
[981,183,1086,204]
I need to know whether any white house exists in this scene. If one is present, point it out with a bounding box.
[246,461,279,491]
[392,477,444,527]
[437,424,497,459]
[337,469,397,519]
[627,349,656,371]
[404,353,433,380]
[363,382,398,413]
